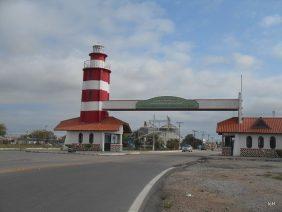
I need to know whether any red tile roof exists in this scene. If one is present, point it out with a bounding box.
[217,117,282,134]
[54,116,131,133]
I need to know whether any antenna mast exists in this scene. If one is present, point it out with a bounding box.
[240,74,243,94]
[238,74,243,124]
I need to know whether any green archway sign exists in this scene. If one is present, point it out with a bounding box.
[136,96,199,110]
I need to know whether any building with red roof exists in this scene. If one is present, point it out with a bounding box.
[217,117,282,157]
[54,45,131,151]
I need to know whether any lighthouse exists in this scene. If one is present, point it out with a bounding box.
[80,45,110,122]
[55,45,131,151]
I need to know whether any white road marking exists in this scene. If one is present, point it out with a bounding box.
[128,167,175,212]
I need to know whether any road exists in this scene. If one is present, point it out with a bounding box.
[0,151,210,212]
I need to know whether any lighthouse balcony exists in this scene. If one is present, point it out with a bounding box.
[84,60,111,69]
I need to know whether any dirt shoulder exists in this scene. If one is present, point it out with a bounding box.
[145,158,282,212]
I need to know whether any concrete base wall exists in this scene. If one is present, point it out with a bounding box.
[110,144,122,152]
[240,148,278,157]
[222,147,232,156]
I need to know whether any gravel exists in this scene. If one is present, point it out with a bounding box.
[146,158,282,212]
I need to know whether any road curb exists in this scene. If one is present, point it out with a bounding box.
[130,157,206,212]
[24,150,141,156]
[206,155,282,162]
[128,167,175,212]
[0,148,20,151]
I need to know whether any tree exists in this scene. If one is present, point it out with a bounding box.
[28,130,56,143]
[166,139,179,150]
[0,123,6,136]
[181,134,203,149]
[154,137,165,150]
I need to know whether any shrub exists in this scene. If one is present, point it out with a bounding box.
[276,150,282,158]
[166,139,179,150]
[84,144,92,150]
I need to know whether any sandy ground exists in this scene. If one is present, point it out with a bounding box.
[150,158,282,212]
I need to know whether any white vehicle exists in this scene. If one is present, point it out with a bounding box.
[182,145,192,152]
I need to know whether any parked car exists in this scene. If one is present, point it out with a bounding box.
[67,147,76,153]
[201,145,206,150]
[182,145,192,152]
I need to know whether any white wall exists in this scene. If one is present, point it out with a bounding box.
[65,131,104,145]
[64,126,123,150]
[233,134,282,156]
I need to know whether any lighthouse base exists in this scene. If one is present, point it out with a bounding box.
[55,116,131,152]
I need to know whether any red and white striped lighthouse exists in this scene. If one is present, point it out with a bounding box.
[80,45,110,122]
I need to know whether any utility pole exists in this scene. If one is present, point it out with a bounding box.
[192,130,197,148]
[152,114,155,151]
[192,130,197,138]
[272,110,276,117]
[201,131,205,142]
[176,122,184,149]
[149,116,166,151]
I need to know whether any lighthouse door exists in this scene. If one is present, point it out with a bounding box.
[104,133,111,151]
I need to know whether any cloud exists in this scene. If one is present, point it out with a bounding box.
[203,56,228,65]
[233,53,260,70]
[272,43,282,59]
[260,14,282,27]
[223,35,241,48]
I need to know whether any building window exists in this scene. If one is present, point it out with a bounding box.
[246,136,252,148]
[111,134,118,144]
[89,133,94,144]
[258,136,264,149]
[270,136,276,149]
[78,133,83,144]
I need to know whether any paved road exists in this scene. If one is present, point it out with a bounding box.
[0,151,209,212]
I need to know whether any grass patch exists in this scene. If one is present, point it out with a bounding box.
[271,174,282,181]
[0,144,60,149]
[261,172,282,181]
[163,200,173,209]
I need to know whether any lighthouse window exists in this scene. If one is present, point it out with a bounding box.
[270,136,276,149]
[78,133,83,144]
[258,136,264,148]
[89,133,94,144]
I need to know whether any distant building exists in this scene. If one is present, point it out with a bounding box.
[217,117,282,157]
[158,121,180,143]
[134,116,180,148]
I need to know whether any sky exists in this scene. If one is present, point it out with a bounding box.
[0,0,282,140]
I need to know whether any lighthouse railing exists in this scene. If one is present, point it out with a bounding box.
[84,60,111,69]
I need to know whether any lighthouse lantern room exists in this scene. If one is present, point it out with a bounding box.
[55,45,131,152]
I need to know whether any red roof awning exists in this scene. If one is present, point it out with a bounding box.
[54,116,131,133]
[217,117,282,134]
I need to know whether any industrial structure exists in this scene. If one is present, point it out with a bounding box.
[132,116,180,150]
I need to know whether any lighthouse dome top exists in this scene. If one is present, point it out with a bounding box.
[93,44,105,53]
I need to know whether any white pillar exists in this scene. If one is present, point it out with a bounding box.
[101,132,105,152]
[120,134,123,151]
